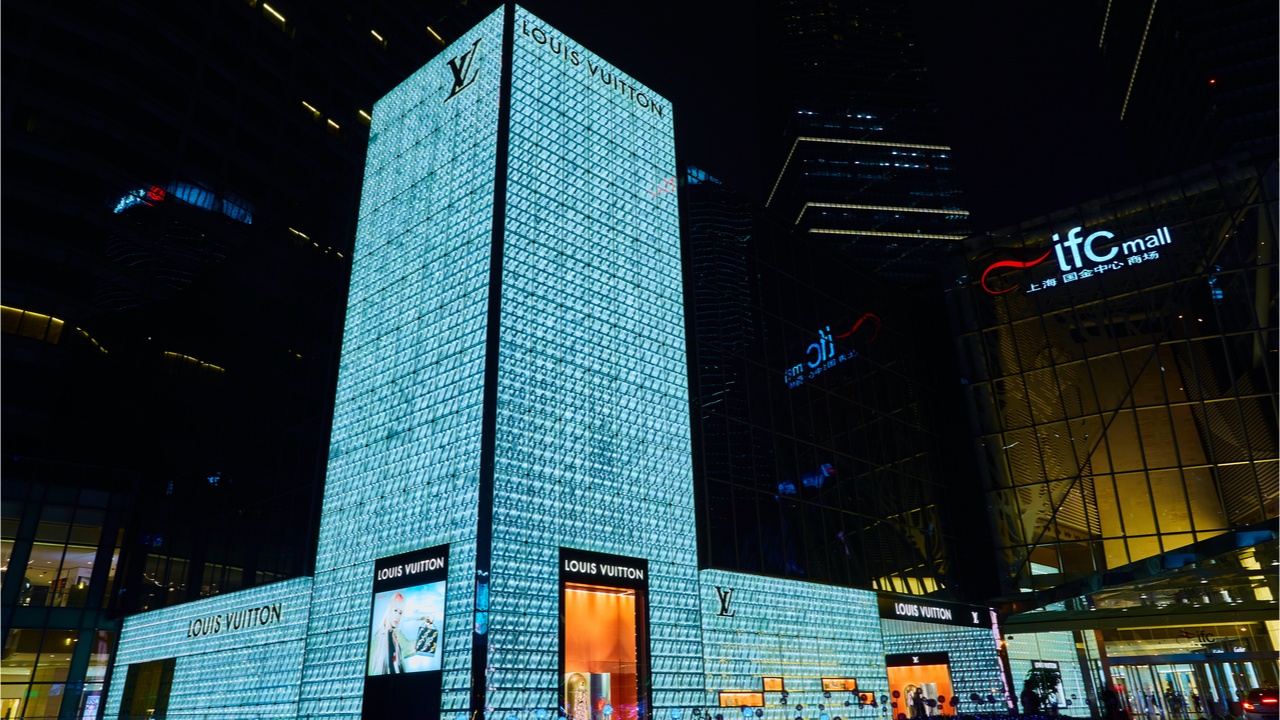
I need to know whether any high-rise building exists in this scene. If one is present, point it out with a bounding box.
[683,167,996,600]
[950,153,1278,715]
[299,6,701,716]
[1,1,484,716]
[1090,0,1278,178]
[762,0,969,282]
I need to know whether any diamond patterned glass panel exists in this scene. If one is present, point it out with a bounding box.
[298,8,507,717]
[102,578,313,719]
[484,7,701,718]
[698,570,888,717]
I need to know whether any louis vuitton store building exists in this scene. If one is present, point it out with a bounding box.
[98,7,1009,719]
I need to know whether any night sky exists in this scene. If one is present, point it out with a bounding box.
[512,0,1142,232]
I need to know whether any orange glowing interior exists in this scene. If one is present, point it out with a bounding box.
[564,584,640,720]
[887,664,955,717]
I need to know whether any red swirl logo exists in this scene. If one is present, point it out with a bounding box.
[834,312,881,341]
[979,250,1052,295]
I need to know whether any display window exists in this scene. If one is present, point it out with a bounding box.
[561,549,650,720]
[887,654,955,718]
[823,678,858,692]
[719,692,765,707]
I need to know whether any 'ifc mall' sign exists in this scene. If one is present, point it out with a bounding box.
[980,224,1174,296]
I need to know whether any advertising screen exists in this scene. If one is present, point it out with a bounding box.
[363,545,449,719]
[886,653,955,718]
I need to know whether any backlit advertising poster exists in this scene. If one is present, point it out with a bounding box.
[560,549,650,720]
[363,545,449,719]
[886,653,955,718]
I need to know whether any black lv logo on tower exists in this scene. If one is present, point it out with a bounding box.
[445,38,483,102]
[715,586,736,617]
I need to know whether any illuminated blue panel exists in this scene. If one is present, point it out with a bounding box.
[698,571,887,715]
[881,619,1005,714]
[1006,628,1089,717]
[484,6,702,716]
[297,7,506,717]
[101,578,312,719]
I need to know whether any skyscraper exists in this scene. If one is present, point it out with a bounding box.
[762,0,969,282]
[1091,0,1278,178]
[1,2,481,716]
[682,168,995,600]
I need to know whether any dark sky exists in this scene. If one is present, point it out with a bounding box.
[514,0,1141,231]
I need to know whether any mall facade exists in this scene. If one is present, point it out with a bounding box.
[951,153,1278,717]
[100,7,1003,720]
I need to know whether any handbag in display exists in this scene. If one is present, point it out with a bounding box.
[415,621,439,654]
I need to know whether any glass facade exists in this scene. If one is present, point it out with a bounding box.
[697,570,887,714]
[950,155,1278,717]
[683,171,992,600]
[1,465,129,720]
[952,155,1277,590]
[494,8,700,715]
[298,8,506,717]
[101,576,313,719]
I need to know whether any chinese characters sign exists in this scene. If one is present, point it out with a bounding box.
[980,225,1173,295]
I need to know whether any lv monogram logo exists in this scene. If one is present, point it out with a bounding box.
[715,586,735,617]
[445,38,483,102]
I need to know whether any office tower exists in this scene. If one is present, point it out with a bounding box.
[952,154,1278,713]
[1,1,480,716]
[1091,0,1279,178]
[298,6,700,717]
[762,0,969,282]
[682,168,996,601]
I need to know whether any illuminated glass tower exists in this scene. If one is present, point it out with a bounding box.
[763,0,969,281]
[298,6,701,719]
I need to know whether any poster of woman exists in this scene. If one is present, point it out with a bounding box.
[366,581,445,675]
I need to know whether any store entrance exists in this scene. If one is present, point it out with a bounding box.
[1110,660,1269,718]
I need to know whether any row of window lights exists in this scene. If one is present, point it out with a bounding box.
[2,307,237,374]
[249,0,447,54]
[5,305,321,377]
[288,227,344,258]
[2,306,107,354]
[249,1,444,132]
[301,100,375,133]
[260,0,445,46]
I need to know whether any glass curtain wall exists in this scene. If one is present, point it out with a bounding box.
[951,156,1278,593]
[1,463,130,720]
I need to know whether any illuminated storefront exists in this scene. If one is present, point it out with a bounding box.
[950,155,1279,716]
[105,5,696,719]
[878,595,1006,718]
